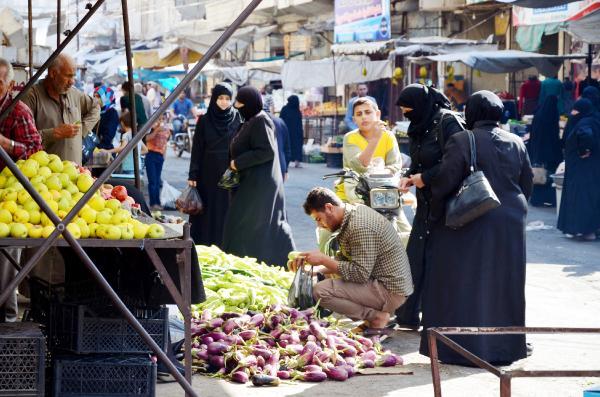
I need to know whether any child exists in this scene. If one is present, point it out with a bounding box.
[145,114,171,210]
[104,110,148,175]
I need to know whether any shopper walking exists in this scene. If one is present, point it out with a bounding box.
[394,84,465,330]
[518,75,541,116]
[145,114,171,210]
[280,95,304,168]
[188,83,242,246]
[529,95,563,207]
[222,86,295,267]
[557,98,600,241]
[422,90,533,365]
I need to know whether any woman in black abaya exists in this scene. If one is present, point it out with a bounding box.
[280,95,304,167]
[188,83,242,246]
[222,86,296,267]
[528,95,563,207]
[422,91,533,366]
[557,98,600,241]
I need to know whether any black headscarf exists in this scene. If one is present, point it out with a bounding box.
[464,90,504,130]
[396,84,451,136]
[563,98,595,143]
[235,86,263,121]
[286,95,300,109]
[206,82,236,136]
[582,86,600,112]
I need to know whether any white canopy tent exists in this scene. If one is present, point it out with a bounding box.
[281,57,393,89]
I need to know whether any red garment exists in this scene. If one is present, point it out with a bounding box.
[518,78,541,114]
[0,94,43,168]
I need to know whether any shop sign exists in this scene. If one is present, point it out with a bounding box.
[512,0,600,26]
[334,0,391,43]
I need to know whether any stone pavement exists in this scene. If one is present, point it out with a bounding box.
[153,151,600,397]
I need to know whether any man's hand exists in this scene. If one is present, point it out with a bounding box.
[399,177,413,193]
[188,180,197,187]
[230,160,237,171]
[410,173,425,188]
[53,123,80,139]
[288,250,331,273]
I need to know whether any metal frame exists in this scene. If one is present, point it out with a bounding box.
[428,326,600,397]
[0,0,265,395]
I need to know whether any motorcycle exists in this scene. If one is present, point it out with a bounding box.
[172,115,195,157]
[319,167,408,256]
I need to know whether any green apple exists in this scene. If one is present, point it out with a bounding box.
[20,159,39,178]
[75,219,90,238]
[13,209,30,223]
[28,225,43,238]
[133,223,148,239]
[88,222,99,238]
[96,210,113,224]
[63,164,79,181]
[88,195,106,211]
[110,212,127,225]
[46,200,59,214]
[38,166,51,177]
[4,189,18,202]
[95,224,107,239]
[105,198,121,213]
[32,182,48,194]
[66,223,81,239]
[104,225,121,240]
[17,190,30,205]
[48,156,64,173]
[0,175,7,188]
[49,190,61,201]
[72,192,84,202]
[0,222,9,237]
[58,197,72,212]
[146,224,165,239]
[59,190,72,201]
[65,182,79,196]
[10,223,28,238]
[0,210,12,224]
[76,174,94,193]
[30,151,50,166]
[30,175,46,184]
[5,176,18,188]
[3,201,18,214]
[79,206,97,224]
[0,166,13,177]
[40,213,52,227]
[119,224,134,239]
[45,175,61,191]
[42,225,55,238]
[23,199,40,212]
[57,173,70,188]
[28,209,41,225]
[40,191,53,202]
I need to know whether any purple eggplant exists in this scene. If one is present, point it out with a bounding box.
[231,370,249,384]
[361,359,375,368]
[239,329,258,341]
[267,350,280,367]
[269,314,284,328]
[240,355,258,368]
[360,350,377,362]
[326,335,337,349]
[299,329,311,340]
[277,370,291,379]
[345,357,356,367]
[201,309,212,322]
[278,340,289,348]
[221,312,241,320]
[270,327,284,339]
[222,319,238,334]
[207,318,224,329]
[208,355,225,369]
[306,335,317,342]
[344,365,357,378]
[201,336,214,346]
[309,321,328,341]
[252,347,273,361]
[325,366,348,381]
[249,313,265,328]
[342,346,358,357]
[303,365,323,373]
[376,353,402,367]
[207,341,229,355]
[300,307,315,319]
[315,350,330,363]
[256,356,266,368]
[205,331,227,342]
[355,336,374,349]
[289,330,301,344]
[297,371,327,382]
[251,374,280,387]
[196,349,209,361]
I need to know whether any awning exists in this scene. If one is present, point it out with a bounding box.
[392,36,497,56]
[426,50,587,76]
[563,8,600,43]
[281,56,393,89]
[331,40,394,55]
[496,0,581,7]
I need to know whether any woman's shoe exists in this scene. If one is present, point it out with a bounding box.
[582,233,596,241]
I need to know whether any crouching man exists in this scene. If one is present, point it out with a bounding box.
[292,187,413,336]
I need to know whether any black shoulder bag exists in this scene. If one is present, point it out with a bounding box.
[445,130,500,229]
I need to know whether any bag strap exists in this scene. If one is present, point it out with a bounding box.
[466,130,477,173]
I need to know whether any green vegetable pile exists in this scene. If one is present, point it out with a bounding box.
[193,245,295,316]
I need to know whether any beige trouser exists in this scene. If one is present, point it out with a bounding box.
[313,278,407,323]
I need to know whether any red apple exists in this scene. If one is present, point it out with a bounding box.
[111,186,128,202]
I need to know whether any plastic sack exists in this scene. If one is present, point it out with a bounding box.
[287,262,315,310]
[160,180,181,210]
[175,186,203,215]
[217,168,240,190]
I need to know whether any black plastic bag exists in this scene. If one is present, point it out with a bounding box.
[175,186,203,215]
[217,168,240,190]
[287,262,315,310]
[82,130,99,165]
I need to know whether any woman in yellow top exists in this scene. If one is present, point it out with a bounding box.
[335,97,411,242]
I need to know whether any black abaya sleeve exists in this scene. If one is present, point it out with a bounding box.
[188,118,206,181]
[429,133,470,222]
[421,117,465,185]
[234,121,275,171]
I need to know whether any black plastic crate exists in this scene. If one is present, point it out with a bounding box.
[53,355,156,397]
[53,304,168,354]
[0,322,45,396]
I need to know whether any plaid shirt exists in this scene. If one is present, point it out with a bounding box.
[0,94,42,168]
[336,204,413,296]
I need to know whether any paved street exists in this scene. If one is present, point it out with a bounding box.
[156,149,600,397]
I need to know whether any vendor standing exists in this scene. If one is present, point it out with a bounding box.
[0,58,42,321]
[292,187,413,336]
[22,53,100,164]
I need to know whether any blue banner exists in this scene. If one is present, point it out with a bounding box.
[334,0,391,43]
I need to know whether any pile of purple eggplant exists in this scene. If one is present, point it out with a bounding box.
[190,304,404,385]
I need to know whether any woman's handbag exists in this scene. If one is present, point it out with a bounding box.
[217,168,240,190]
[531,165,547,185]
[445,130,501,229]
[82,129,100,165]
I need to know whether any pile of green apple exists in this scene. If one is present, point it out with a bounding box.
[0,150,165,240]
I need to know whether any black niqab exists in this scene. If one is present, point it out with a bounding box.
[464,90,504,130]
[563,98,595,142]
[206,82,235,136]
[235,86,263,120]
[396,84,451,136]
